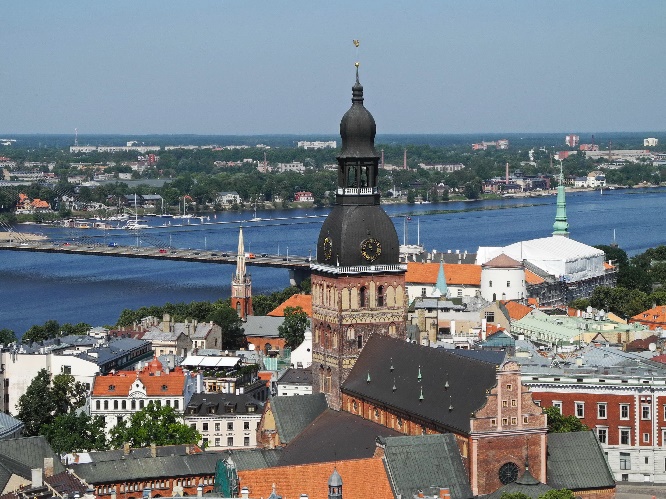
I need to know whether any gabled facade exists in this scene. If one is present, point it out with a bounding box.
[90,358,201,434]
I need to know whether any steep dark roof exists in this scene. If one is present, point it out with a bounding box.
[342,335,499,434]
[70,452,222,484]
[223,448,282,471]
[547,431,616,491]
[0,436,65,491]
[380,434,474,499]
[448,348,506,365]
[271,393,328,445]
[186,393,262,417]
[276,410,400,467]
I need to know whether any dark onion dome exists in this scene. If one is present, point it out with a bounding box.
[316,205,399,267]
[339,71,378,159]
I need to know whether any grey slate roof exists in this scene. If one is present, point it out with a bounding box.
[0,413,23,439]
[186,393,262,416]
[342,335,499,434]
[277,409,401,467]
[482,468,553,499]
[70,452,222,484]
[380,434,474,499]
[223,448,283,471]
[0,436,65,491]
[271,393,328,445]
[547,431,615,491]
[278,368,313,386]
[85,444,198,463]
[243,316,283,338]
[448,348,506,365]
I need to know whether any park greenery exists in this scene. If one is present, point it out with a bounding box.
[570,244,666,318]
[500,490,576,499]
[109,404,201,449]
[544,406,588,433]
[278,306,309,348]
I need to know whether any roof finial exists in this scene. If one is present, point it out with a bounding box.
[390,357,394,372]
[353,39,360,80]
[367,371,371,383]
[419,386,424,401]
[417,365,422,382]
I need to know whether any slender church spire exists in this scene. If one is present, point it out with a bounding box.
[432,259,449,298]
[552,159,569,237]
[231,226,252,320]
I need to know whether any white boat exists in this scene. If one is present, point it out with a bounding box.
[124,220,150,230]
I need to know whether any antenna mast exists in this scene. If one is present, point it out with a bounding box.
[74,128,78,147]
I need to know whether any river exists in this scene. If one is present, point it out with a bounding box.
[1,187,663,335]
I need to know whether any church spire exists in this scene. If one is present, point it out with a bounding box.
[552,159,569,237]
[432,259,449,298]
[235,226,246,280]
[231,226,252,320]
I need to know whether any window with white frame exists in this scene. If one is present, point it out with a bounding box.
[620,428,631,446]
[620,452,631,470]
[620,404,630,420]
[598,403,607,419]
[596,427,608,444]
[552,401,562,413]
[642,404,651,420]
[576,402,585,418]
[644,432,650,443]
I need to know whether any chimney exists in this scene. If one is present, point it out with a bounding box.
[197,485,203,498]
[300,495,309,499]
[31,468,43,488]
[241,487,250,499]
[417,491,424,499]
[43,457,54,477]
[124,442,131,455]
[111,490,117,499]
[439,488,451,499]
[150,443,157,457]
[403,148,408,170]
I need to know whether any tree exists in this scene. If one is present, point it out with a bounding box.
[16,370,87,436]
[544,406,588,433]
[539,490,576,499]
[500,493,530,499]
[0,328,16,344]
[42,413,108,454]
[278,306,309,348]
[109,404,201,449]
[207,302,245,350]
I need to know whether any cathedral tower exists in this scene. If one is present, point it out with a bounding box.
[311,63,407,410]
[231,227,253,320]
[552,162,569,237]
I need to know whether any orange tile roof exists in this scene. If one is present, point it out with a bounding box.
[238,458,392,499]
[604,261,615,270]
[405,262,481,286]
[630,305,666,329]
[524,270,544,285]
[92,366,186,397]
[268,293,312,317]
[502,301,533,321]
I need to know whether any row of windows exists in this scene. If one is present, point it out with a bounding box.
[615,453,666,474]
[190,421,256,432]
[488,280,524,288]
[596,426,666,446]
[550,401,653,420]
[94,399,180,411]
[96,476,214,494]
[203,436,251,447]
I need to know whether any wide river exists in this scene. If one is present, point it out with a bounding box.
[1,187,663,335]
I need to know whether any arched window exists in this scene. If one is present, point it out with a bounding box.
[377,285,384,307]
[357,334,363,349]
[319,365,325,392]
[359,286,367,308]
[325,368,332,394]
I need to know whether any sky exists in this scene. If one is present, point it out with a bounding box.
[1,1,665,135]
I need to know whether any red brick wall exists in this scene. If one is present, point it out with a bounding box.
[530,389,665,447]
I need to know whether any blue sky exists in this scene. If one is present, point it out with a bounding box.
[1,1,665,135]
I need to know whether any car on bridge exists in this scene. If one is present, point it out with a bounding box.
[108,242,118,247]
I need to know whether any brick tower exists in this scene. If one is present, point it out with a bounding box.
[311,63,407,410]
[231,227,253,320]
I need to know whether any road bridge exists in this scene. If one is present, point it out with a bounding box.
[0,239,313,286]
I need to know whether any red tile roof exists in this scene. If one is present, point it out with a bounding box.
[630,305,666,329]
[502,301,533,321]
[238,458,392,499]
[405,262,482,286]
[92,361,186,397]
[268,294,312,317]
[524,270,544,285]
[482,253,522,268]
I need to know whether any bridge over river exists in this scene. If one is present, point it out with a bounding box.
[0,239,314,285]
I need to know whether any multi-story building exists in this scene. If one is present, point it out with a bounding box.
[297,140,336,149]
[565,134,580,147]
[516,341,666,483]
[90,357,202,434]
[184,392,262,450]
[276,368,313,396]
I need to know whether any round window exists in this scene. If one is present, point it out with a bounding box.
[499,462,519,485]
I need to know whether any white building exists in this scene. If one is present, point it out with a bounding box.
[184,392,262,450]
[90,358,202,434]
[276,367,313,396]
[644,138,659,147]
[297,141,336,150]
[480,253,527,302]
[276,162,305,173]
[0,348,100,415]
[290,330,312,369]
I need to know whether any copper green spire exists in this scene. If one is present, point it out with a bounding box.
[433,259,448,297]
[552,160,569,237]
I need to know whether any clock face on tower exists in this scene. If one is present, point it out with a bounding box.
[361,237,382,262]
[323,237,333,260]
